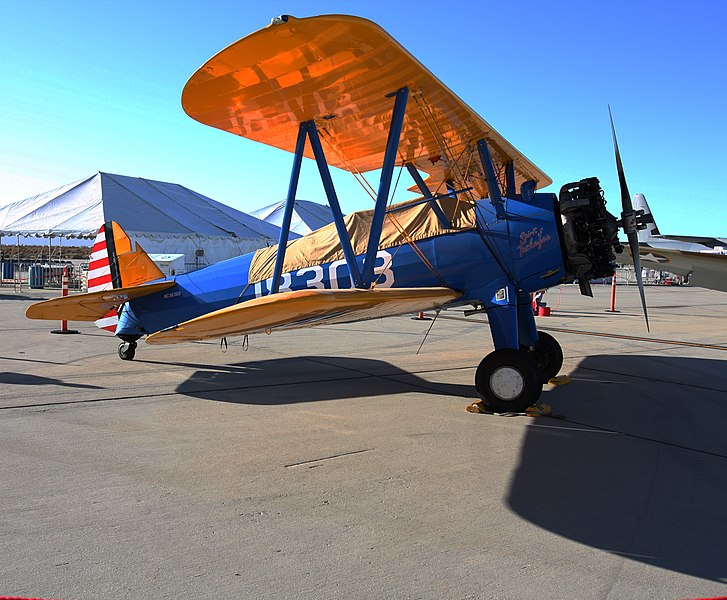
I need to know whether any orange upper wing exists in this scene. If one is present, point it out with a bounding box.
[146,287,461,345]
[182,14,551,198]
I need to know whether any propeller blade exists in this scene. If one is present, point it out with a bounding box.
[627,230,650,332]
[609,105,632,215]
[609,106,650,331]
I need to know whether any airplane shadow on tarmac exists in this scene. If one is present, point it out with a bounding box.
[166,355,476,405]
[508,354,727,583]
[0,372,104,389]
[0,293,50,302]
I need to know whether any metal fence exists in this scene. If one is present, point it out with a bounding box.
[1,260,87,291]
[1,259,207,292]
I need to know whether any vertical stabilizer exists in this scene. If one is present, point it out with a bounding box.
[88,221,165,332]
[633,193,660,241]
[88,223,117,292]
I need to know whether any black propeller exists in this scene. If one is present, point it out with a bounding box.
[609,106,650,332]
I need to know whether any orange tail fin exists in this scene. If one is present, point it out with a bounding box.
[88,220,164,291]
[87,221,165,333]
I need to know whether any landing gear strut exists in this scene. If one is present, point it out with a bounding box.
[475,349,542,413]
[118,341,137,361]
[521,331,563,383]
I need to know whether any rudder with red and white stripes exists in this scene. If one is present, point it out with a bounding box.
[88,222,119,293]
[89,221,164,334]
[90,222,121,332]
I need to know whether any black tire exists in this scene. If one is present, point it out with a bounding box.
[522,331,563,383]
[118,341,137,361]
[475,349,542,413]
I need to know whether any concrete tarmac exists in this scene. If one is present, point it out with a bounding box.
[1,284,726,599]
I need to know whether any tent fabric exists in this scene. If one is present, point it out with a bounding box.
[250,199,335,236]
[0,172,283,267]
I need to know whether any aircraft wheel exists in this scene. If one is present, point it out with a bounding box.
[475,349,542,413]
[118,341,137,361]
[522,331,563,383]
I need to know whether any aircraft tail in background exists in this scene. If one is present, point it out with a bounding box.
[622,194,727,292]
[632,193,660,242]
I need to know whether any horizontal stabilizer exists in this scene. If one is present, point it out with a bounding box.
[26,281,176,322]
[147,287,461,345]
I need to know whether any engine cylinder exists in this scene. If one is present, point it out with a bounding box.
[558,177,622,285]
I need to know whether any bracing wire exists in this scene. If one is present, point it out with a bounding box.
[409,92,520,284]
[317,123,450,288]
[413,93,477,202]
[416,309,440,355]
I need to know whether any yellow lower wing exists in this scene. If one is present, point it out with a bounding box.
[26,281,175,321]
[146,287,461,345]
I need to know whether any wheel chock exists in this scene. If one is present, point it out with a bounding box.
[525,403,552,417]
[466,400,555,417]
[547,375,572,386]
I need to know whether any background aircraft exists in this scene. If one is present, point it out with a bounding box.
[621,193,727,292]
[26,14,652,414]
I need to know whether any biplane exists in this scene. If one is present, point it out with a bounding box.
[26,14,650,412]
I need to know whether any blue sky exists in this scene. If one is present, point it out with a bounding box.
[1,0,725,235]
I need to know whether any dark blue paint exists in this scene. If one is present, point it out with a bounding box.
[307,122,362,287]
[404,162,451,228]
[272,121,307,293]
[361,87,409,289]
[477,138,506,220]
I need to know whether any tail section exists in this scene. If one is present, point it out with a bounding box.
[88,223,116,292]
[89,221,165,291]
[88,221,165,333]
[27,218,175,326]
[633,193,660,242]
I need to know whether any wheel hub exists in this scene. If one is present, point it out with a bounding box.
[489,366,525,400]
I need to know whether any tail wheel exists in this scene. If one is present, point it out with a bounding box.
[522,331,563,383]
[118,341,137,361]
[475,349,542,413]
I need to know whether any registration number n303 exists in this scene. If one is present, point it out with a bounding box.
[252,250,394,297]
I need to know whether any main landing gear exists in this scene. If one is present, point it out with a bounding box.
[118,341,137,361]
[474,332,563,413]
[521,331,563,383]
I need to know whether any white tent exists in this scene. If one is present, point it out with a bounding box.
[0,172,283,268]
[250,199,335,236]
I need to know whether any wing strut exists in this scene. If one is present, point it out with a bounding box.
[272,120,363,292]
[360,87,409,288]
[271,123,308,293]
[477,139,506,219]
[273,88,409,292]
[505,161,516,199]
[405,162,451,228]
[307,122,362,287]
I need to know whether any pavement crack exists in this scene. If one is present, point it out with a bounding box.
[284,448,373,468]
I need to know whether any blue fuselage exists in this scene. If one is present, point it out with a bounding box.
[119,194,567,348]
